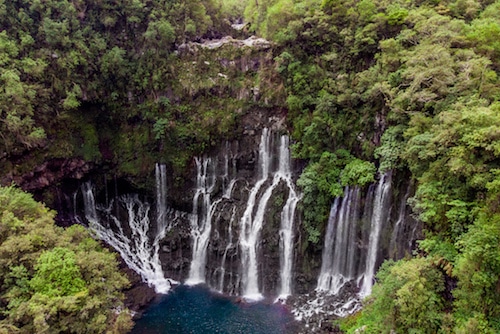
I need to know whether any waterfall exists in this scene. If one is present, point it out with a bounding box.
[343,188,360,281]
[214,178,239,293]
[81,182,174,294]
[186,157,217,285]
[156,163,168,232]
[238,130,299,300]
[277,135,300,299]
[240,180,278,299]
[389,183,411,259]
[218,179,239,293]
[315,171,396,299]
[317,198,340,291]
[239,129,272,300]
[359,172,392,297]
[152,164,173,281]
[297,172,400,325]
[316,187,361,295]
[82,182,98,222]
[186,153,239,286]
[217,206,236,292]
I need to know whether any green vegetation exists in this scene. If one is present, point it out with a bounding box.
[0,186,132,333]
[242,0,500,331]
[2,0,500,332]
[342,258,447,333]
[297,150,375,243]
[0,0,279,183]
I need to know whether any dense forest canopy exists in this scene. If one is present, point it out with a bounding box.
[1,0,500,333]
[0,186,132,333]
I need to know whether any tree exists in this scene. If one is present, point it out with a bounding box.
[343,258,446,334]
[0,31,47,156]
[0,186,132,333]
[30,247,87,298]
[453,211,500,333]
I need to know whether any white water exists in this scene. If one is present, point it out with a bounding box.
[186,157,217,285]
[217,206,236,292]
[238,130,300,300]
[186,153,239,286]
[277,135,301,299]
[389,183,411,259]
[239,129,272,300]
[359,172,392,297]
[82,181,174,293]
[156,163,168,232]
[241,180,278,299]
[316,187,361,295]
[317,199,340,291]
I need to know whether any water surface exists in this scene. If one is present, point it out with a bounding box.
[131,285,297,334]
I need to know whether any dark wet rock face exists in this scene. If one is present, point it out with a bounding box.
[7,158,92,192]
[123,268,156,317]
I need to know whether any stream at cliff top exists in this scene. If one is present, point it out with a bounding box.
[130,285,298,334]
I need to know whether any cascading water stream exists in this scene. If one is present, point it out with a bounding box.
[156,163,168,232]
[343,189,360,281]
[82,182,98,222]
[81,179,174,294]
[241,175,280,299]
[239,129,272,300]
[152,164,175,283]
[186,153,239,286]
[359,172,392,297]
[216,207,235,292]
[389,183,411,259]
[216,179,242,295]
[238,130,299,300]
[186,157,217,285]
[317,198,340,291]
[213,178,239,293]
[316,187,361,295]
[277,135,300,300]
